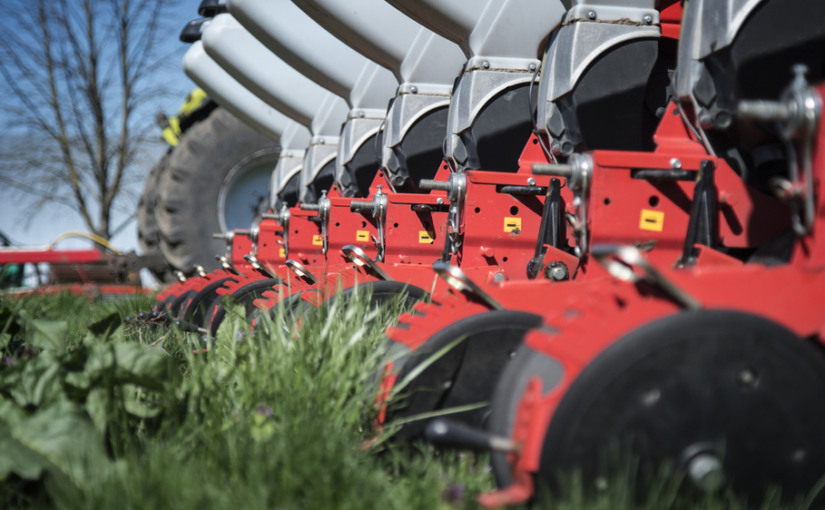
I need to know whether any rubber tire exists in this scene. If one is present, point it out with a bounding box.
[387,310,542,440]
[204,278,281,336]
[137,150,176,283]
[324,281,428,312]
[178,277,234,325]
[156,107,279,273]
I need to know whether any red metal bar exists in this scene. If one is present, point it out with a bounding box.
[0,248,103,265]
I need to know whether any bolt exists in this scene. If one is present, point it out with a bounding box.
[641,388,660,406]
[546,262,569,281]
[442,380,452,389]
[482,61,490,69]
[319,138,325,144]
[529,63,537,72]
[437,198,444,205]
[643,14,653,25]
[358,111,365,118]
[587,10,597,20]
[687,454,725,493]
[527,177,536,186]
[494,272,505,283]
[411,86,418,94]
[670,158,682,169]
[738,368,757,387]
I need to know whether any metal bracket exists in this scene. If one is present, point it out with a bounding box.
[284,259,320,284]
[738,65,822,236]
[243,254,281,281]
[215,254,241,276]
[350,185,388,261]
[341,245,393,281]
[299,190,331,254]
[591,245,702,310]
[432,262,504,311]
[533,154,592,256]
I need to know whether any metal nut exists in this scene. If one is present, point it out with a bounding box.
[670,158,682,170]
[527,177,536,186]
[587,10,597,20]
[411,86,418,94]
[482,61,490,69]
[687,454,725,493]
[643,14,653,25]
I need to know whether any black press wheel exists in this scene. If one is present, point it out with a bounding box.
[491,310,825,504]
[204,278,281,336]
[386,310,542,439]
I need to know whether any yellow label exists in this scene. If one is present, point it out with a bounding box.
[419,231,435,244]
[639,209,665,232]
[504,217,522,233]
[279,248,285,258]
[356,230,370,242]
[312,235,324,246]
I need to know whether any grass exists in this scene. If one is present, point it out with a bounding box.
[0,291,822,510]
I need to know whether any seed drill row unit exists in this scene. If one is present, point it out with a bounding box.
[142,0,825,505]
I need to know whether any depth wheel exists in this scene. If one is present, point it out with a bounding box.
[204,278,281,336]
[385,310,541,439]
[492,310,825,504]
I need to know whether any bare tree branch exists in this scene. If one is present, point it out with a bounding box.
[0,0,178,240]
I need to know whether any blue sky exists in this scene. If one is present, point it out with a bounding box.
[0,0,202,258]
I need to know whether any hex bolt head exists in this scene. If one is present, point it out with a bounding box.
[358,111,365,118]
[411,86,418,94]
[688,454,725,493]
[527,177,536,186]
[529,64,537,72]
[546,262,569,281]
[482,61,491,69]
[738,368,757,387]
[643,14,653,25]
[319,138,325,144]
[587,10,597,20]
[670,158,682,169]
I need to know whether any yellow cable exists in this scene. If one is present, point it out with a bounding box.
[50,231,122,255]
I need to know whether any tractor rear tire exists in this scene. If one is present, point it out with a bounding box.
[155,108,279,274]
[137,151,175,283]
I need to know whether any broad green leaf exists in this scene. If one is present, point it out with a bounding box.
[18,310,68,352]
[7,353,63,409]
[84,387,108,435]
[11,400,107,485]
[113,343,179,390]
[122,386,160,419]
[0,396,26,427]
[64,370,90,391]
[85,343,179,391]
[83,312,124,345]
[0,422,49,480]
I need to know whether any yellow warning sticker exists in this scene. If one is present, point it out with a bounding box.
[504,217,522,233]
[639,209,665,232]
[279,248,285,258]
[419,231,435,244]
[356,230,370,242]
[312,235,324,246]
